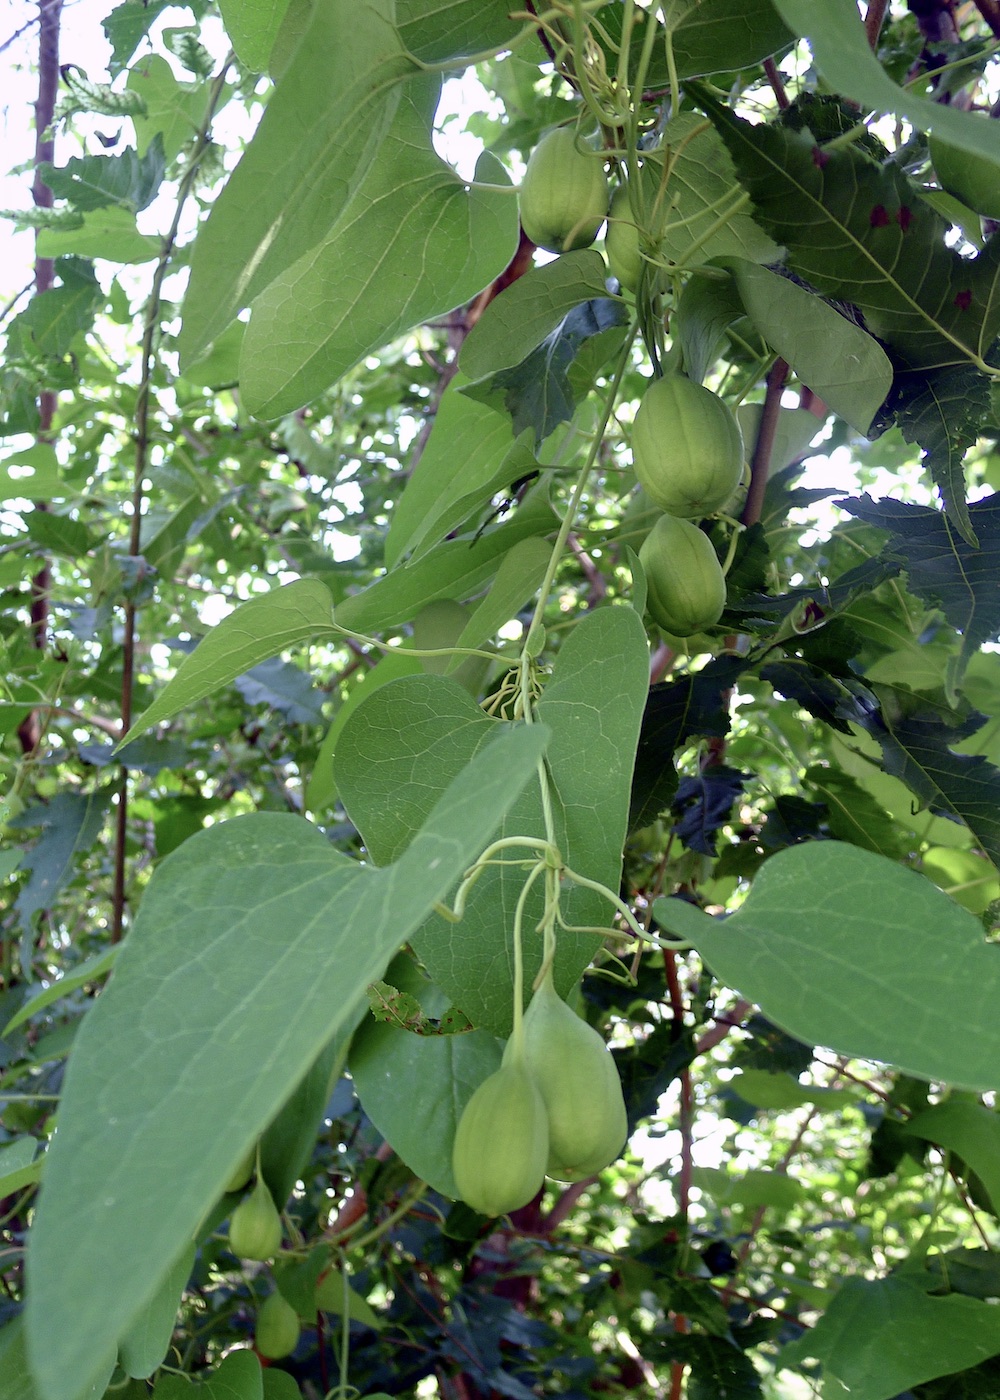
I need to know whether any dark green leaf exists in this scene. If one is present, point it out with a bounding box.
[40,138,165,213]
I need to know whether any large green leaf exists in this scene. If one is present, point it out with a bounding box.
[459,250,612,382]
[728,258,892,434]
[395,0,526,62]
[240,84,518,418]
[905,1100,1000,1217]
[122,579,337,744]
[653,842,1000,1091]
[383,380,521,568]
[773,0,1000,174]
[778,1275,1000,1399]
[337,606,650,1034]
[217,0,291,69]
[25,725,547,1400]
[179,0,416,366]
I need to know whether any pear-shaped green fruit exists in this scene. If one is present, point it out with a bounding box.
[255,1290,300,1359]
[931,132,1000,219]
[632,374,744,520]
[519,127,609,254]
[228,1176,282,1261]
[604,179,668,294]
[639,512,727,637]
[522,969,628,1181]
[452,1057,549,1217]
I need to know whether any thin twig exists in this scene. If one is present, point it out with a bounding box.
[763,57,789,110]
[110,58,233,944]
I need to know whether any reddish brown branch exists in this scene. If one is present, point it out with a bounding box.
[740,358,787,531]
[864,0,889,48]
[17,0,62,759]
[763,57,789,110]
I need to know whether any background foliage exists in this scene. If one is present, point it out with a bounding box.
[3,1,1000,1397]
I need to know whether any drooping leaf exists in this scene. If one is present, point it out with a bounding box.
[10,788,113,930]
[334,497,557,636]
[240,84,519,417]
[233,655,324,724]
[25,725,547,1400]
[670,765,748,856]
[447,535,552,663]
[777,1275,1000,1400]
[905,1100,1000,1218]
[727,258,892,434]
[654,841,1000,1090]
[179,0,416,366]
[675,271,745,385]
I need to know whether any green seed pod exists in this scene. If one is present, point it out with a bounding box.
[228,1175,283,1261]
[632,374,743,519]
[604,180,668,294]
[519,127,609,254]
[255,1290,300,1360]
[931,133,1000,219]
[452,1058,549,1217]
[639,512,727,637]
[522,968,627,1181]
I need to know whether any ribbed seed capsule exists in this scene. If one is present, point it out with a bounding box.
[255,1290,300,1359]
[228,1175,283,1261]
[452,1057,549,1217]
[522,968,628,1181]
[518,127,609,254]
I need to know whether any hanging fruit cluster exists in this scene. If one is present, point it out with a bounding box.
[452,965,627,1217]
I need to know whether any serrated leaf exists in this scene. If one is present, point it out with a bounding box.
[693,85,1000,375]
[179,0,416,367]
[25,724,547,1400]
[773,0,1000,174]
[10,789,113,930]
[842,494,1000,679]
[35,206,160,263]
[653,842,1000,1090]
[122,579,337,744]
[728,258,892,433]
[802,764,906,859]
[241,90,518,417]
[103,2,174,75]
[859,698,1000,873]
[671,765,747,856]
[630,655,748,831]
[40,139,165,213]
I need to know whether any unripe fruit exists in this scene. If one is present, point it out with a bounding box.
[522,969,627,1181]
[228,1176,282,1261]
[605,180,668,294]
[632,375,743,519]
[519,127,609,254]
[639,513,727,637]
[452,1057,549,1217]
[255,1290,300,1359]
[930,133,1000,218]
